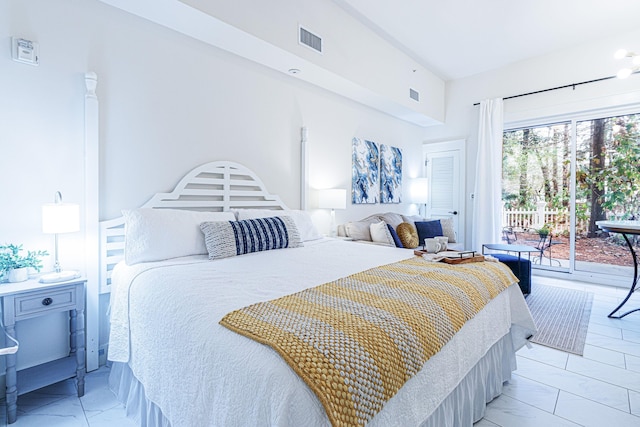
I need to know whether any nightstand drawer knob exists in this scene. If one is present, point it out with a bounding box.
[42,297,53,306]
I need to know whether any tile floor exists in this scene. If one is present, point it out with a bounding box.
[1,275,639,426]
[0,366,135,427]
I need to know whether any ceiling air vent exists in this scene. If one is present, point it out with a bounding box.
[409,88,420,102]
[299,26,322,53]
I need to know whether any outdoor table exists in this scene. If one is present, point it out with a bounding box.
[596,220,640,319]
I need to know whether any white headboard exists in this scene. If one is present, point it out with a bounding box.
[99,161,289,293]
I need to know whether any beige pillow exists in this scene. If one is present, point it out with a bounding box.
[377,212,404,229]
[344,221,373,241]
[369,221,394,246]
[396,222,419,249]
[401,214,424,224]
[439,217,457,243]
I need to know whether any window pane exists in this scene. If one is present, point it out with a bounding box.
[575,113,640,275]
[502,122,571,270]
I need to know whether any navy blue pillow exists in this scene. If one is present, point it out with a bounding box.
[387,223,404,248]
[415,220,443,243]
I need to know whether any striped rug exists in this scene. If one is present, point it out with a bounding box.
[526,284,593,355]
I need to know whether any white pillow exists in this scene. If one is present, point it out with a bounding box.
[369,221,395,246]
[123,208,236,265]
[233,209,322,242]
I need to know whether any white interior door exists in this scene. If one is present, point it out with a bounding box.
[423,140,465,245]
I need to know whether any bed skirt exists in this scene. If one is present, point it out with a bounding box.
[108,331,516,427]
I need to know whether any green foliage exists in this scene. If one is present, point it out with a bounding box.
[0,244,49,275]
[503,113,640,236]
[577,115,640,221]
[536,224,551,237]
[503,123,570,210]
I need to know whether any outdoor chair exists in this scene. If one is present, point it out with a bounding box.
[502,226,518,244]
[529,233,563,266]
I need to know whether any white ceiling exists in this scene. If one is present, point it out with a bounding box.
[335,0,640,81]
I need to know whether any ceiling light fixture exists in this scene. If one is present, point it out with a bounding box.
[614,49,640,79]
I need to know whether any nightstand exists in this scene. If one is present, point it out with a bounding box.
[0,277,86,424]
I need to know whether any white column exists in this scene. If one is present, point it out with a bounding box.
[84,72,100,372]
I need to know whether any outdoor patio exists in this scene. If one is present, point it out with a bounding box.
[506,230,637,270]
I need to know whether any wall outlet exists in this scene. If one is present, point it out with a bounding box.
[11,37,39,66]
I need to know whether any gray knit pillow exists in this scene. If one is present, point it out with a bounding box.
[200,216,302,260]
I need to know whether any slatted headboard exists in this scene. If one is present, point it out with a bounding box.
[99,161,289,293]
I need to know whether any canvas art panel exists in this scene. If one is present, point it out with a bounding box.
[380,144,402,203]
[352,138,379,204]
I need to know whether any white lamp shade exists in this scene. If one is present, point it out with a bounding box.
[42,203,80,234]
[409,178,429,203]
[318,189,347,210]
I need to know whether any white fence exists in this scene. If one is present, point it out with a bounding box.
[502,202,574,233]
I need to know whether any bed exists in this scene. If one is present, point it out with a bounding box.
[104,161,536,427]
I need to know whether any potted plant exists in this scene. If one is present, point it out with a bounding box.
[536,224,551,238]
[0,244,48,283]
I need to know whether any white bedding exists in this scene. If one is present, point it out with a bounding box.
[108,238,535,427]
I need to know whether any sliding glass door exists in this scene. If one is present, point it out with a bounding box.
[502,111,640,280]
[574,113,640,277]
[503,122,571,271]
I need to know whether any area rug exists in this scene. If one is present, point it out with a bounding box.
[526,284,593,355]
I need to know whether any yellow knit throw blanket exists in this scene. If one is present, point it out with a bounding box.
[220,258,516,427]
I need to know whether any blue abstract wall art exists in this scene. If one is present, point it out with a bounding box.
[380,144,402,204]
[351,138,379,204]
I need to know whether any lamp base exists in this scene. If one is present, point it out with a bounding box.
[39,270,81,283]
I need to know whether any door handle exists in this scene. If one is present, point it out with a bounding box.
[448,211,458,215]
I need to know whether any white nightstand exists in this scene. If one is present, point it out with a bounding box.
[0,277,86,424]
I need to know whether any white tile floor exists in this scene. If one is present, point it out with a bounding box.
[0,365,135,427]
[1,275,639,426]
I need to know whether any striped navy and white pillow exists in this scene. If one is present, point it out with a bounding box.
[200,216,302,260]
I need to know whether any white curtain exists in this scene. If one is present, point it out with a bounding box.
[472,98,504,252]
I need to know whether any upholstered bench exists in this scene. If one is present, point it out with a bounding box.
[491,253,531,295]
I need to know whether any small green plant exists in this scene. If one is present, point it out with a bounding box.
[536,224,551,237]
[0,244,49,277]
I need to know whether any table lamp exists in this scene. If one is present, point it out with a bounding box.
[410,178,429,218]
[40,191,81,283]
[318,188,347,237]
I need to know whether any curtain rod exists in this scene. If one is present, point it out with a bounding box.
[472,72,639,106]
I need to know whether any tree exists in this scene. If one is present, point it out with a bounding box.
[518,129,530,207]
[587,118,606,237]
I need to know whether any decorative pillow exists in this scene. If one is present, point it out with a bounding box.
[233,209,322,242]
[396,222,419,249]
[387,223,404,248]
[344,219,378,241]
[439,217,457,243]
[401,214,424,224]
[123,208,236,265]
[415,220,444,243]
[200,216,302,260]
[369,221,395,246]
[377,212,405,229]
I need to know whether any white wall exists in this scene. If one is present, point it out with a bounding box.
[423,28,640,243]
[1,0,426,375]
[181,0,445,123]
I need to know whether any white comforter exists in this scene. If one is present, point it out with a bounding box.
[108,238,535,427]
